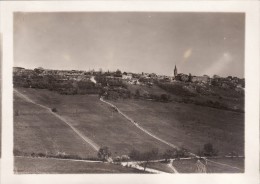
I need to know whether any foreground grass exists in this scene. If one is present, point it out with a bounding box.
[172,158,244,173]
[139,162,174,173]
[14,157,146,174]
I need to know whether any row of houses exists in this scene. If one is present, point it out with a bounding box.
[13,67,245,89]
[174,72,245,89]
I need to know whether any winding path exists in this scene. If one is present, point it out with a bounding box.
[14,89,100,152]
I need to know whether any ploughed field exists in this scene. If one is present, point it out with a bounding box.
[111,98,244,156]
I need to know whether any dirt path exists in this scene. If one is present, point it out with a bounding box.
[14,89,100,152]
[100,97,179,150]
[121,161,168,174]
[168,159,179,173]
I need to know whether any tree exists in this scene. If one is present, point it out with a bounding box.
[197,148,204,158]
[176,147,188,158]
[203,143,218,156]
[188,73,192,82]
[114,69,122,77]
[97,146,111,161]
[160,94,170,102]
[116,69,122,75]
[51,108,58,113]
[163,149,177,162]
[142,148,159,171]
[135,89,140,98]
[99,68,103,74]
[129,149,141,160]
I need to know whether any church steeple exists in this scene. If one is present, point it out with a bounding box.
[174,65,178,77]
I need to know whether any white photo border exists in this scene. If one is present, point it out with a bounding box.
[1,1,259,184]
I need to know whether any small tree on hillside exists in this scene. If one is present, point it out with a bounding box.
[97,146,111,162]
[52,108,58,113]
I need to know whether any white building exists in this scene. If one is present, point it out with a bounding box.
[122,73,133,80]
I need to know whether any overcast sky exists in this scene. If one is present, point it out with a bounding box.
[14,12,245,77]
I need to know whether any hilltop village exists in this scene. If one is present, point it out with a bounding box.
[13,65,245,173]
[13,66,244,112]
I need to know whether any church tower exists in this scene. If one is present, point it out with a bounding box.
[174,65,178,77]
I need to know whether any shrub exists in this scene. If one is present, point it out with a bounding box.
[163,149,177,162]
[97,146,111,161]
[135,89,140,98]
[51,108,58,113]
[160,94,171,102]
[129,149,141,161]
[203,143,218,156]
[175,148,189,158]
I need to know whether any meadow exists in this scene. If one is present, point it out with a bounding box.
[111,98,244,156]
[14,157,145,174]
[171,158,244,173]
[14,86,244,173]
[14,88,171,159]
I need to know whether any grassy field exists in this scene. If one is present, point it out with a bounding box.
[14,87,244,173]
[206,157,244,173]
[111,98,244,156]
[126,83,171,97]
[14,157,146,174]
[172,159,198,173]
[172,158,244,173]
[14,88,172,159]
[14,94,97,159]
[140,162,174,173]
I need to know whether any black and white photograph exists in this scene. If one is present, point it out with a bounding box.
[13,12,246,174]
[0,1,259,184]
